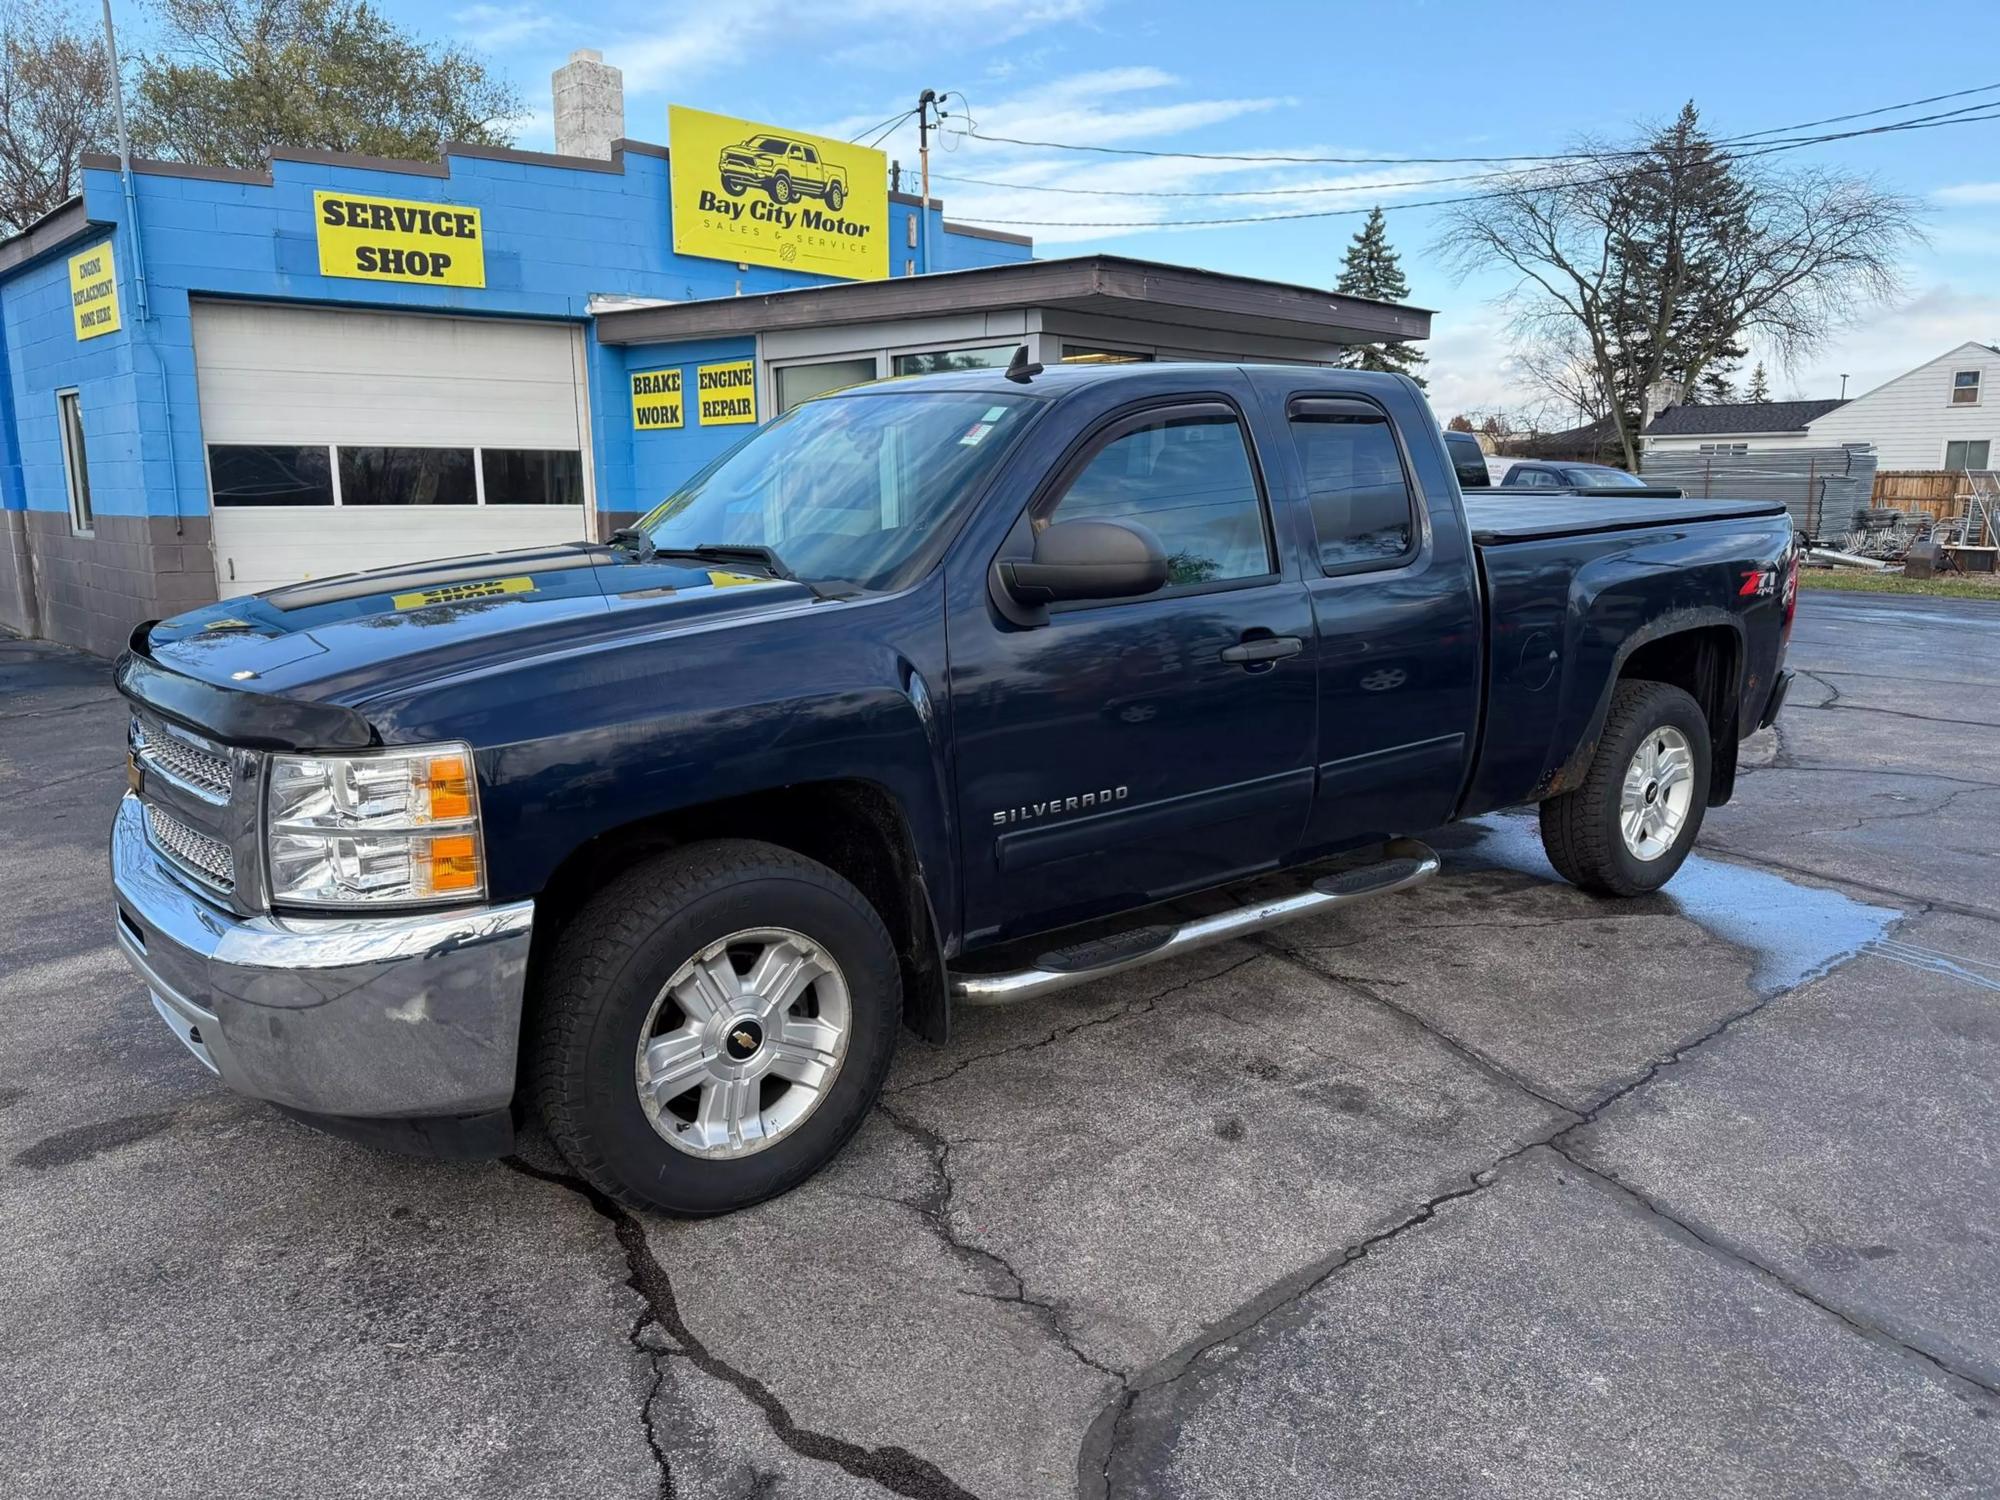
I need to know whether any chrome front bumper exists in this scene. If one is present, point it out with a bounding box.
[109,793,534,1120]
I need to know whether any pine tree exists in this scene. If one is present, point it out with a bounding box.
[1333,207,1427,388]
[1603,105,1752,435]
[1745,362,1771,402]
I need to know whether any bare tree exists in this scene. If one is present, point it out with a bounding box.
[1437,108,1920,469]
[1507,320,1612,430]
[0,1,113,236]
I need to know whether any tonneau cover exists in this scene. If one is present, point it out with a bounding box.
[1464,494,1787,546]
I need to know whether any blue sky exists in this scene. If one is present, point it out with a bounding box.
[147,0,2000,419]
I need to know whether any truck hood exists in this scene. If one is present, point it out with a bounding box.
[140,544,818,710]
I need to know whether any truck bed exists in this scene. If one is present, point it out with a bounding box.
[1464,495,1787,546]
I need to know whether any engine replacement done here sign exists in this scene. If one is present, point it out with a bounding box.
[69,243,121,340]
[668,105,888,282]
[314,191,486,287]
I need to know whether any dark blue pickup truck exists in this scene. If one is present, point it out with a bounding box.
[110,360,1797,1215]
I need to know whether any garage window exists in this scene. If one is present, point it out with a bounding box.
[57,389,94,533]
[338,447,476,506]
[209,445,335,507]
[484,449,583,506]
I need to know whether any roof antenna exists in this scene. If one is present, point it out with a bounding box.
[1004,343,1043,384]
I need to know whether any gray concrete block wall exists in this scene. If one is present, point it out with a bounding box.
[14,512,218,658]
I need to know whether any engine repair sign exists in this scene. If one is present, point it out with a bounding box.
[696,361,757,425]
[314,191,486,287]
[668,104,888,281]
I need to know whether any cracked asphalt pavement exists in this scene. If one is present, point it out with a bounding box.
[5,588,1999,1498]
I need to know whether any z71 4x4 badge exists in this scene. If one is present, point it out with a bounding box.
[992,786,1129,827]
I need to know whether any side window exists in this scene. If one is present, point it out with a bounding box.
[1045,409,1271,587]
[1289,403,1418,571]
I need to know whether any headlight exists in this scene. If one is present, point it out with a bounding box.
[265,743,485,907]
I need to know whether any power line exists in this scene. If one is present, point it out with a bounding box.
[952,79,2000,168]
[849,107,917,146]
[943,104,2000,228]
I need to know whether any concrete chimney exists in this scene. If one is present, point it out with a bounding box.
[553,50,623,160]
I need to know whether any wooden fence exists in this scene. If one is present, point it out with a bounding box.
[1871,470,1968,522]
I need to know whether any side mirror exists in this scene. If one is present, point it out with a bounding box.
[999,519,1169,606]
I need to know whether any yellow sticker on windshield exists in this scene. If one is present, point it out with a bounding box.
[704,570,768,588]
[392,576,536,610]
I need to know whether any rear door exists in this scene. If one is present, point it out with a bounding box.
[947,387,1318,945]
[1277,391,1484,852]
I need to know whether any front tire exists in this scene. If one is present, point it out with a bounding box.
[770,173,794,205]
[1539,680,1710,897]
[531,840,901,1216]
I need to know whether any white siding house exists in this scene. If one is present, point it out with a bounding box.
[1806,341,1999,470]
[1642,342,2000,470]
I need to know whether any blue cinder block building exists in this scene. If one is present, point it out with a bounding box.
[0,53,1427,655]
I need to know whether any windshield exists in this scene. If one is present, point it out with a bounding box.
[633,390,1036,592]
[1565,466,1644,486]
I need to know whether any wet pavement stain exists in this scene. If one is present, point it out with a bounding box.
[1438,814,1900,995]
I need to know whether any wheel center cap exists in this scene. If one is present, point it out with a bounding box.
[1645,782,1659,804]
[724,1018,765,1061]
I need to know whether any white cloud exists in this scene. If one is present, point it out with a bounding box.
[1785,283,2000,401]
[453,3,557,51]
[1933,182,2000,204]
[610,0,1096,93]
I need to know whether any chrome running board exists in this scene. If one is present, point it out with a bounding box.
[949,837,1440,1007]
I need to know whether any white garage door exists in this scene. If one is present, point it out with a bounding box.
[192,302,593,597]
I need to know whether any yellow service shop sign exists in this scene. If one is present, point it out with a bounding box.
[696,361,757,425]
[668,105,888,282]
[631,369,684,430]
[69,243,120,340]
[314,191,485,287]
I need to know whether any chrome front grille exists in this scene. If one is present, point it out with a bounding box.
[144,801,237,894]
[131,717,232,803]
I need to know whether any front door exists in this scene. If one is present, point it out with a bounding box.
[948,397,1318,947]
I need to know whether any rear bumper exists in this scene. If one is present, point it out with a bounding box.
[1758,669,1795,730]
[109,793,533,1129]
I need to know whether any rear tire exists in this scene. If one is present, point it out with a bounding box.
[1539,680,1710,897]
[825,181,846,212]
[531,840,901,1216]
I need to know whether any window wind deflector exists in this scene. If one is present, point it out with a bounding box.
[1287,397,1387,422]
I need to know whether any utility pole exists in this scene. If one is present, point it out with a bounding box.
[916,89,940,275]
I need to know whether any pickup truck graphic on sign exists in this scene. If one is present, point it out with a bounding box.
[718,134,849,211]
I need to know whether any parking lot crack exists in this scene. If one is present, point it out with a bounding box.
[503,1156,987,1500]
[875,1101,1125,1383]
[1254,937,1581,1117]
[1548,1144,2000,1401]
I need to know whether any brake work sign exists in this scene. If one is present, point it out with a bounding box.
[314,191,486,287]
[668,105,888,282]
[632,369,684,430]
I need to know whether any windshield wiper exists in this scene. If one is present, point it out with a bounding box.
[647,542,861,600]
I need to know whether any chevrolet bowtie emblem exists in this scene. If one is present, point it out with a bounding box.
[732,1029,756,1049]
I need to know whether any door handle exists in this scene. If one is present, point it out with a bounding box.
[1219,635,1304,665]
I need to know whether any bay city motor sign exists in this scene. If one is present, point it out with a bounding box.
[314,191,486,286]
[668,105,889,282]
